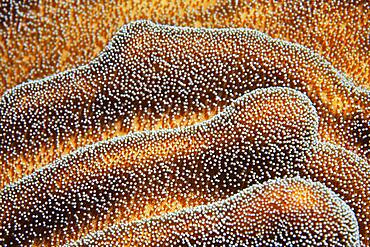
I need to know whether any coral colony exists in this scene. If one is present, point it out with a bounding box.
[0,1,369,246]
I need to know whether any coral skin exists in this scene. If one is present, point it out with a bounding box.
[69,178,360,247]
[0,1,369,246]
[1,21,368,190]
[1,1,368,94]
[1,87,318,245]
[1,88,368,245]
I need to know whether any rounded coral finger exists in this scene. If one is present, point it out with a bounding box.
[1,1,368,92]
[1,21,368,189]
[69,178,360,247]
[0,87,318,245]
[303,142,370,245]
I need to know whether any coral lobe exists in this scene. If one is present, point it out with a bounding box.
[0,2,369,246]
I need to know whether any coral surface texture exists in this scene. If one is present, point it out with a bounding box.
[0,1,369,246]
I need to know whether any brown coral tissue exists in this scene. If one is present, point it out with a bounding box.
[0,1,369,246]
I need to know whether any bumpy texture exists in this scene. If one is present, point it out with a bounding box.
[1,88,368,245]
[0,88,318,245]
[303,142,370,246]
[0,0,368,94]
[1,2,369,246]
[1,21,368,190]
[68,178,360,246]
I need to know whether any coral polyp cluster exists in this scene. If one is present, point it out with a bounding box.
[1,88,318,245]
[1,87,369,245]
[71,178,360,246]
[1,21,368,190]
[0,2,369,247]
[1,0,368,95]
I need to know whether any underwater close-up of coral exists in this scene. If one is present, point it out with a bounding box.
[0,0,369,246]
